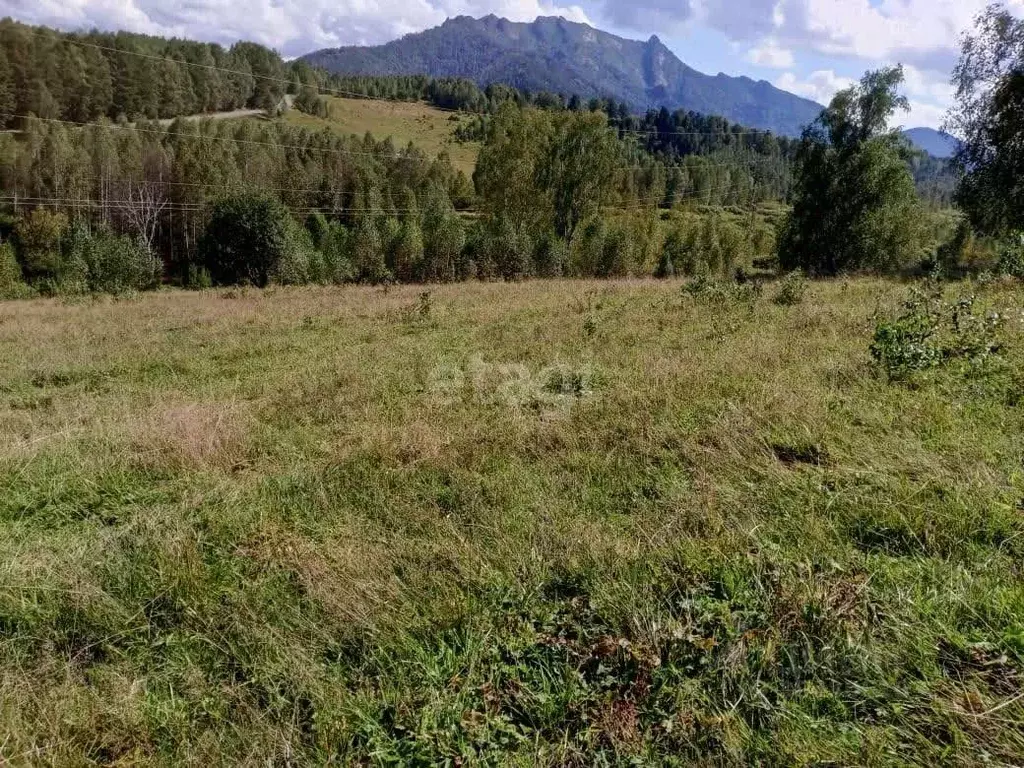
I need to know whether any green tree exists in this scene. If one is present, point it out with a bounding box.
[199,194,290,287]
[780,67,925,275]
[539,111,623,243]
[351,218,388,283]
[391,218,424,282]
[946,4,1024,235]
[15,208,68,281]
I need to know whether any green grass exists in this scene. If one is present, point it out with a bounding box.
[1,277,1023,764]
[282,96,480,177]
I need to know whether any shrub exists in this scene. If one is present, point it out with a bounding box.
[871,284,1007,379]
[658,220,695,277]
[685,274,761,305]
[571,218,606,277]
[598,222,635,277]
[271,221,314,286]
[65,224,161,294]
[482,217,532,280]
[199,194,291,287]
[0,242,30,299]
[15,209,68,282]
[533,232,567,278]
[995,233,1024,279]
[308,215,353,284]
[773,270,807,306]
[186,265,213,290]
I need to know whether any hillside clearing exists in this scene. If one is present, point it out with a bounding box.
[1,278,1023,764]
[283,96,480,176]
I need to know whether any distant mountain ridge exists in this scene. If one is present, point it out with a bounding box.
[302,15,825,136]
[902,127,960,159]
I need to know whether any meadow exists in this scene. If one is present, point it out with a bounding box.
[283,96,481,176]
[1,276,1023,765]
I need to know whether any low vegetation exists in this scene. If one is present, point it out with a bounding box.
[1,277,1023,764]
[1,5,1024,764]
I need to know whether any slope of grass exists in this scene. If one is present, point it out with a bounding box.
[1,278,1023,764]
[283,96,480,176]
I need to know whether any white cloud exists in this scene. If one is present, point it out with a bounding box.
[774,69,854,105]
[606,0,1024,74]
[746,40,794,68]
[2,0,592,56]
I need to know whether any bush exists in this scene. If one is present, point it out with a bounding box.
[871,283,1007,379]
[995,233,1024,279]
[482,217,532,281]
[533,232,567,278]
[65,224,161,294]
[390,219,425,282]
[15,209,68,282]
[199,194,291,287]
[571,218,606,277]
[773,270,807,306]
[186,265,213,290]
[0,242,30,299]
[598,222,635,277]
[271,221,314,286]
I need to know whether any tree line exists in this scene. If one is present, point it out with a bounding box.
[0,18,291,126]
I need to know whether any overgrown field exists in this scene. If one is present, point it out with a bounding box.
[283,96,481,176]
[2,278,1024,765]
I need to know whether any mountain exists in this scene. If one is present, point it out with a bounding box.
[302,15,824,136]
[902,127,960,159]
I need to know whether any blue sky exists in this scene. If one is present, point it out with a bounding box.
[6,0,1024,128]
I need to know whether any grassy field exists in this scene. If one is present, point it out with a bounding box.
[1,277,1024,764]
[283,97,480,177]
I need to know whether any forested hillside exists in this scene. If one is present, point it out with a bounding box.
[0,18,289,125]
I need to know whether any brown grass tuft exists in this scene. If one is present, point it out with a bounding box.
[131,402,250,472]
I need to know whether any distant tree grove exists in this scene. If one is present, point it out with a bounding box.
[0,17,996,297]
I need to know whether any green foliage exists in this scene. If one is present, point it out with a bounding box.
[271,221,315,286]
[186,264,213,290]
[996,233,1024,279]
[15,208,68,282]
[294,84,328,118]
[533,232,568,278]
[773,270,807,306]
[948,6,1024,235]
[422,211,465,282]
[570,217,607,277]
[0,240,28,298]
[199,194,291,287]
[65,223,161,293]
[598,221,635,277]
[871,283,1007,379]
[390,218,425,282]
[780,67,927,275]
[540,112,623,242]
[351,218,389,284]
[475,107,623,259]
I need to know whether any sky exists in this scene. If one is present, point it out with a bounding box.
[3,0,1024,129]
